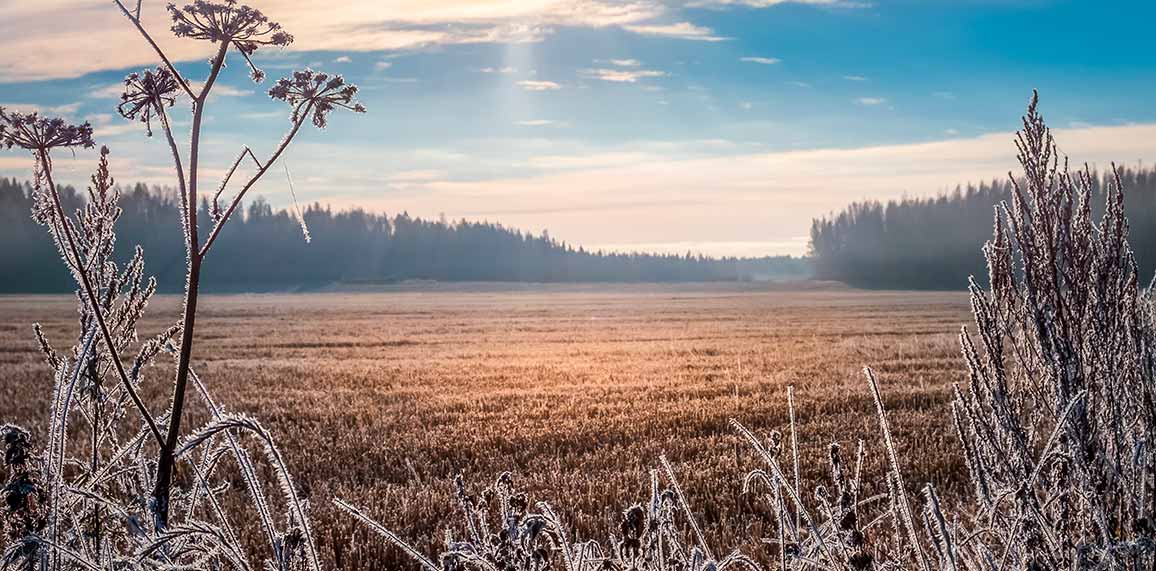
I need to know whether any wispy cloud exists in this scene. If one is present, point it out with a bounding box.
[477,66,517,74]
[515,119,566,127]
[189,82,254,97]
[0,102,82,117]
[374,61,393,70]
[609,59,641,67]
[740,56,781,65]
[333,55,352,63]
[517,80,562,91]
[84,112,142,138]
[238,111,286,121]
[622,22,728,41]
[88,81,252,100]
[842,74,868,81]
[581,68,666,83]
[0,1,675,81]
[339,123,1156,257]
[855,97,886,105]
[690,0,870,7]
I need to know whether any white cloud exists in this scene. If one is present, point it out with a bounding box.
[622,22,728,41]
[581,68,666,83]
[690,0,869,7]
[188,82,254,97]
[333,55,353,63]
[374,61,394,70]
[0,102,82,117]
[517,80,562,91]
[0,1,673,81]
[515,119,565,126]
[332,123,1156,257]
[740,56,781,65]
[238,111,286,120]
[609,59,641,67]
[477,66,517,74]
[842,74,868,81]
[856,97,886,106]
[88,81,252,100]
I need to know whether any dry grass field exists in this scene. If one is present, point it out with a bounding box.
[0,284,974,569]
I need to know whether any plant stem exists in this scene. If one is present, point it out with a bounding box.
[151,41,229,530]
[112,0,196,99]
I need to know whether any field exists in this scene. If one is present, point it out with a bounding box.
[0,284,973,569]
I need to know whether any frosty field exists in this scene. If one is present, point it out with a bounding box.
[0,285,973,568]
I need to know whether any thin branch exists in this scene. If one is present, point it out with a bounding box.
[200,102,313,257]
[112,0,196,100]
[865,367,931,571]
[157,106,189,229]
[211,146,264,221]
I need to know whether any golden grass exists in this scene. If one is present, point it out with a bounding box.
[0,284,973,569]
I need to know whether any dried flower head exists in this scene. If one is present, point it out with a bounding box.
[1,425,33,467]
[268,69,366,129]
[118,67,181,136]
[167,0,293,82]
[0,108,95,151]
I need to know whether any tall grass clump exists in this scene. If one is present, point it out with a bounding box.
[0,0,362,568]
[339,94,1155,570]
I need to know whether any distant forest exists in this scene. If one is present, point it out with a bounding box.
[0,178,809,293]
[809,165,1156,289]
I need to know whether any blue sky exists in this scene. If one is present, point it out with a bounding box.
[3,0,1156,256]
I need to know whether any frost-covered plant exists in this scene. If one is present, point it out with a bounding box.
[952,90,1156,569]
[342,94,1155,571]
[338,467,761,571]
[0,0,362,569]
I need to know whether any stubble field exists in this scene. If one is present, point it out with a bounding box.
[0,284,973,569]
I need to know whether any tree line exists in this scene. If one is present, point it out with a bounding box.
[809,164,1156,289]
[0,178,809,293]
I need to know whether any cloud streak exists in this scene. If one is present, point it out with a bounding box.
[517,80,562,91]
[0,0,736,81]
[622,22,728,41]
[581,68,666,83]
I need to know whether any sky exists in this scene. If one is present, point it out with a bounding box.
[2,0,1156,257]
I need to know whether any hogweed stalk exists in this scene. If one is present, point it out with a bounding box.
[1,0,363,568]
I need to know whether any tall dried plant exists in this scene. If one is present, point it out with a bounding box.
[0,0,363,568]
